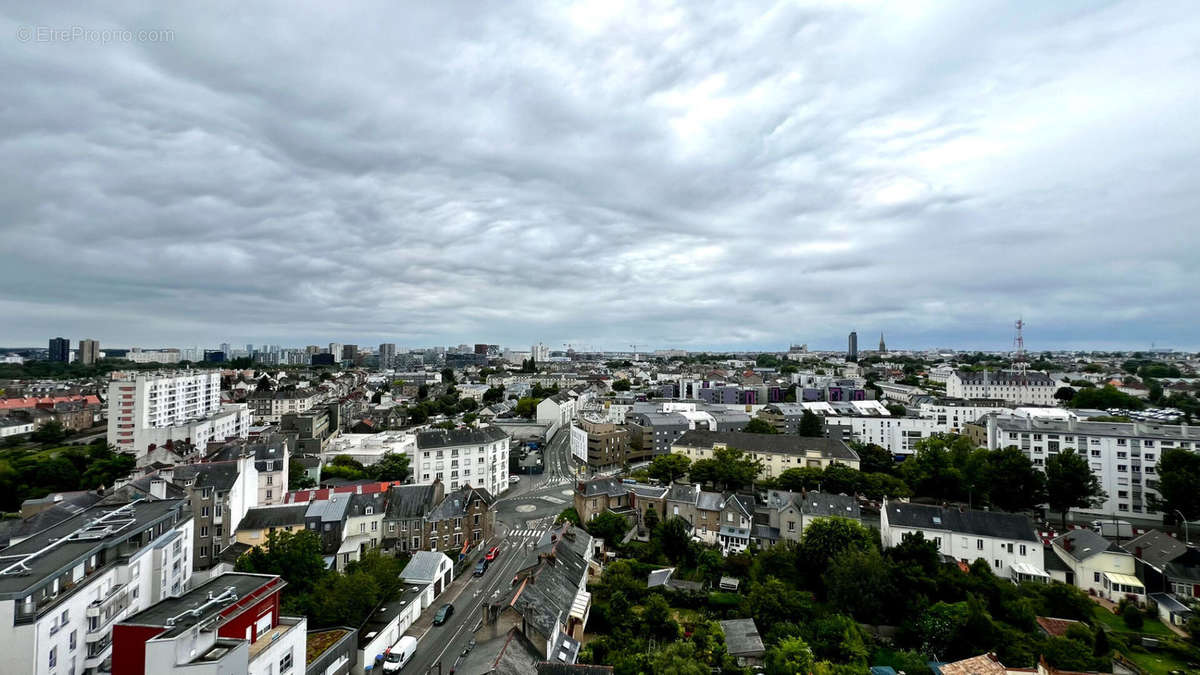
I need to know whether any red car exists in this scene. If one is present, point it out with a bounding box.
[485,546,500,562]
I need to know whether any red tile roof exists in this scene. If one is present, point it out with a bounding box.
[1035,616,1081,637]
[0,394,100,411]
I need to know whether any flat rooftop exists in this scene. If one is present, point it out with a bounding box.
[121,573,282,638]
[0,498,187,598]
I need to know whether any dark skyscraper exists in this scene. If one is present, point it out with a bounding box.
[847,331,858,362]
[49,336,70,362]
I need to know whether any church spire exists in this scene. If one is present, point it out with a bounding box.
[879,332,887,353]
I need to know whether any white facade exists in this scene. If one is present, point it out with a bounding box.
[532,343,550,362]
[1,419,36,437]
[0,501,194,675]
[324,431,417,466]
[536,395,576,434]
[879,499,1044,581]
[415,435,509,495]
[946,370,1056,405]
[824,414,941,456]
[987,414,1200,517]
[569,424,588,463]
[125,349,182,364]
[109,371,249,461]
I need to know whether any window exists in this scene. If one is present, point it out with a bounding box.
[280,651,294,672]
[199,546,209,557]
[200,526,209,537]
[49,646,56,669]
[1094,572,1101,583]
[265,490,272,501]
[977,539,984,550]
[266,475,273,485]
[994,559,1002,569]
[1019,544,1026,556]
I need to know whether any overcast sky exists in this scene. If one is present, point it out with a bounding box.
[3,1,1198,353]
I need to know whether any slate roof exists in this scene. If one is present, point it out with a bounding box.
[346,491,386,517]
[673,429,859,461]
[506,525,593,640]
[1044,548,1071,573]
[953,370,1055,386]
[452,627,541,675]
[1164,548,1200,582]
[800,492,861,519]
[416,425,508,449]
[173,461,242,492]
[886,501,1038,542]
[401,551,451,583]
[384,483,441,519]
[647,568,674,588]
[0,495,103,548]
[719,618,765,658]
[666,482,699,504]
[1122,530,1187,570]
[305,495,352,523]
[426,485,495,522]
[577,477,625,498]
[696,491,725,512]
[239,504,309,530]
[1053,529,1126,562]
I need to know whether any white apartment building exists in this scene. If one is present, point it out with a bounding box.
[986,413,1200,517]
[946,370,1057,405]
[0,497,194,675]
[532,342,550,362]
[880,498,1047,582]
[108,371,249,462]
[824,414,941,456]
[124,349,182,364]
[414,427,510,495]
[536,392,577,434]
[916,399,1011,435]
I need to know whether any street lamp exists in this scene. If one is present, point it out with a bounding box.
[1173,509,1191,546]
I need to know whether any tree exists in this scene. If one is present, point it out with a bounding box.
[744,418,779,434]
[1054,386,1077,402]
[986,446,1047,512]
[417,383,429,400]
[611,379,632,392]
[257,375,272,391]
[1121,604,1144,630]
[440,367,457,384]
[1154,448,1200,520]
[799,410,824,437]
[688,446,762,491]
[32,420,68,444]
[855,443,894,475]
[799,517,874,578]
[642,503,660,530]
[514,397,541,419]
[824,547,891,620]
[901,435,965,500]
[744,578,816,628]
[1068,385,1145,410]
[821,463,861,495]
[641,594,679,641]
[236,529,327,595]
[777,466,824,492]
[647,453,691,483]
[288,461,316,489]
[482,386,505,405]
[1046,449,1106,528]
[369,452,411,482]
[557,507,582,525]
[886,403,907,417]
[586,511,630,543]
[765,636,814,675]
[655,516,692,563]
[647,641,709,675]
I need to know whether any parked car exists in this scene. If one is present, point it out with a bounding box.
[509,475,521,483]
[474,559,489,576]
[433,603,454,625]
[485,546,500,562]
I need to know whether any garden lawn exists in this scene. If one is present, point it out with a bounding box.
[1091,605,1174,638]
[1123,648,1195,675]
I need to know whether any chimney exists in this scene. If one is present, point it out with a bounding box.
[149,478,167,500]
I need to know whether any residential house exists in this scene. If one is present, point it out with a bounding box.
[207,434,290,506]
[246,388,319,424]
[422,485,496,555]
[380,483,445,555]
[414,426,511,496]
[880,498,1047,582]
[1051,529,1145,602]
[754,490,861,548]
[235,503,309,548]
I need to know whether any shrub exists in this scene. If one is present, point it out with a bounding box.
[1121,604,1144,630]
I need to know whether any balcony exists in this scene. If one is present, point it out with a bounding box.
[247,616,304,662]
[84,633,113,670]
[86,584,131,639]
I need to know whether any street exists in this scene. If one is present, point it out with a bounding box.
[406,427,578,674]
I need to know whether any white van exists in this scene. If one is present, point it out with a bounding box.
[382,636,418,672]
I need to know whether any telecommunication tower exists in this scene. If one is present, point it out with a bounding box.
[1013,318,1028,383]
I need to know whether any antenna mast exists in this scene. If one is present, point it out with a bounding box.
[1013,318,1028,385]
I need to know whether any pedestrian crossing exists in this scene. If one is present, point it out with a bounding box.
[539,477,573,487]
[507,529,547,539]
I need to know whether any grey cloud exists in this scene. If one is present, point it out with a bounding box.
[1,1,1198,351]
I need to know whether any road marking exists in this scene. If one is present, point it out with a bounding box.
[539,495,565,504]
